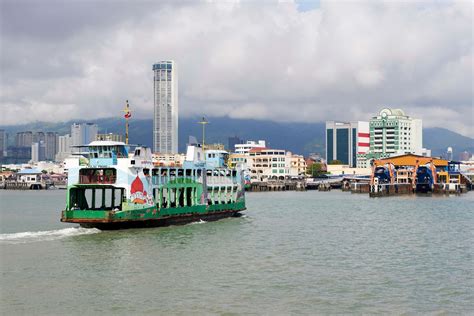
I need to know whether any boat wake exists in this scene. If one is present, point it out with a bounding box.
[190,219,207,225]
[0,227,101,244]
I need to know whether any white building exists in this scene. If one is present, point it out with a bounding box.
[364,108,425,163]
[56,134,72,162]
[153,60,178,154]
[325,121,370,168]
[234,140,266,154]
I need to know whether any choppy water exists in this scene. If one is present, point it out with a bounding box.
[1,190,473,314]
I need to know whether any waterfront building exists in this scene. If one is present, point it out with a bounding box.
[152,152,185,167]
[247,148,305,181]
[229,153,249,169]
[234,140,266,154]
[55,134,72,162]
[325,121,369,168]
[290,154,307,177]
[71,123,98,152]
[96,133,124,142]
[355,108,431,167]
[15,131,33,148]
[366,108,423,160]
[153,60,178,154]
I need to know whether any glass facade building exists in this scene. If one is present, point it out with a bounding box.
[153,60,178,154]
[325,121,370,167]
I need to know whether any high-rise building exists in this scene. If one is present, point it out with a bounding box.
[153,60,178,154]
[365,108,423,161]
[44,132,58,161]
[31,141,45,162]
[56,134,72,161]
[0,129,5,161]
[15,131,33,147]
[71,123,98,152]
[34,131,45,143]
[325,121,369,167]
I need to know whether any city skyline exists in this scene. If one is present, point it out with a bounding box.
[0,1,472,138]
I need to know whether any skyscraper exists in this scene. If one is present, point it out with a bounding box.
[153,60,178,154]
[71,123,98,152]
[325,121,369,167]
[45,132,58,161]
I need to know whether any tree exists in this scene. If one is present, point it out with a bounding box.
[307,162,327,177]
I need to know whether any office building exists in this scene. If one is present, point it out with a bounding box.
[364,108,423,161]
[153,60,178,154]
[325,121,369,167]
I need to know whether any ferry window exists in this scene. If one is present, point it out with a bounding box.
[178,188,185,207]
[178,169,184,177]
[94,189,103,209]
[143,168,150,176]
[186,187,193,206]
[113,188,123,209]
[185,169,192,177]
[169,188,176,207]
[104,189,112,208]
[197,169,202,177]
[135,149,141,156]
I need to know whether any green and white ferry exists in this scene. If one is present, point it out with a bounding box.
[61,141,246,229]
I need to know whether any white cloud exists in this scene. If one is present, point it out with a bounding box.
[0,0,472,137]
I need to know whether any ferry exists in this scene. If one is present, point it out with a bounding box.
[61,141,246,229]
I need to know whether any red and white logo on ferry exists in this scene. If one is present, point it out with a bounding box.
[130,176,153,205]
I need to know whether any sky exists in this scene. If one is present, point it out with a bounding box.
[0,0,473,137]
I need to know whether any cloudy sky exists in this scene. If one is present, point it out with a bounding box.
[0,0,472,136]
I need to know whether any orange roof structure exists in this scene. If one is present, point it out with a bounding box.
[375,154,448,167]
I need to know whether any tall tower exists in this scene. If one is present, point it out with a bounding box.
[153,60,178,154]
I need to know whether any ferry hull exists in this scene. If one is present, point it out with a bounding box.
[63,208,245,230]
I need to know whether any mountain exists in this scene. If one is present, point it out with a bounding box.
[1,117,472,158]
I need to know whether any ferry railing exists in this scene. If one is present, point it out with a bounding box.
[79,174,116,184]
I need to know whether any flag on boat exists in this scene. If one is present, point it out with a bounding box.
[123,100,131,119]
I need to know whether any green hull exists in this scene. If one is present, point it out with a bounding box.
[61,201,246,230]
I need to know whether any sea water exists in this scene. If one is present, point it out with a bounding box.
[1,190,473,314]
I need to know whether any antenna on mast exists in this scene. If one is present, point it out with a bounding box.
[198,116,209,155]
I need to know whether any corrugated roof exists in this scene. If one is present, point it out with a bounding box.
[17,168,42,174]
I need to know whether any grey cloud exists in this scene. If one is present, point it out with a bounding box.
[0,0,472,137]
